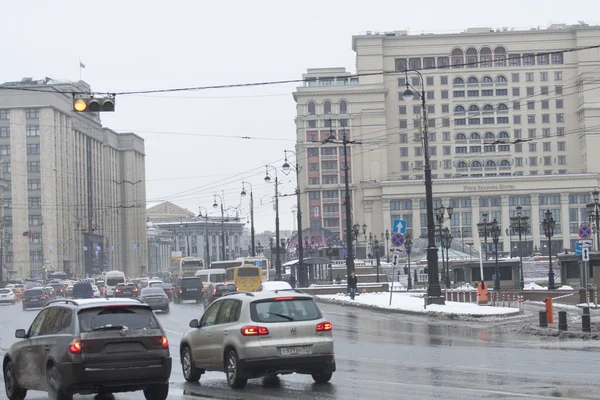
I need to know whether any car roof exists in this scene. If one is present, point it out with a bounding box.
[219,289,312,302]
[73,282,92,286]
[46,297,148,310]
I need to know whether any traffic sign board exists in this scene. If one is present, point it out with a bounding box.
[579,240,593,248]
[579,225,592,239]
[253,261,262,267]
[583,247,590,262]
[391,233,405,247]
[390,247,404,253]
[392,219,407,234]
[575,241,583,256]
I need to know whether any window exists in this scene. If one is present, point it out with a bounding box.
[540,72,548,82]
[323,101,331,114]
[426,77,434,85]
[554,71,563,81]
[414,105,422,114]
[427,91,435,100]
[543,128,551,137]
[529,143,537,152]
[527,101,535,110]
[27,144,40,154]
[322,176,337,184]
[309,192,320,200]
[398,106,407,115]
[511,73,520,82]
[541,86,549,95]
[307,148,318,157]
[441,90,449,99]
[0,127,9,138]
[395,59,407,71]
[26,108,39,119]
[307,120,316,128]
[483,90,496,97]
[400,162,409,171]
[529,157,538,166]
[513,115,521,124]
[399,119,407,129]
[528,115,536,124]
[526,72,534,82]
[28,179,41,190]
[27,161,40,172]
[468,90,479,97]
[528,129,536,138]
[443,132,451,141]
[557,142,566,151]
[26,126,40,136]
[542,114,550,123]
[543,142,551,152]
[551,53,564,65]
[2,162,10,174]
[526,87,534,96]
[308,178,319,185]
[339,100,348,114]
[400,148,409,157]
[557,127,565,136]
[512,87,520,96]
[29,215,42,225]
[558,156,566,165]
[556,113,565,123]
[0,110,8,120]
[515,143,522,152]
[555,86,563,95]
[399,133,408,143]
[443,146,452,155]
[513,102,520,110]
[415,147,422,156]
[541,100,549,109]
[556,99,564,109]
[307,101,316,115]
[427,105,435,114]
[453,90,465,97]
[0,145,10,155]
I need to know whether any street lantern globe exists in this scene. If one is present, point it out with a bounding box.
[385,230,390,240]
[594,190,600,203]
[282,161,291,174]
[361,223,367,234]
[405,234,413,253]
[212,201,218,209]
[447,206,454,217]
[264,174,271,183]
[401,88,415,102]
[325,133,336,142]
[241,189,247,197]
[587,202,595,219]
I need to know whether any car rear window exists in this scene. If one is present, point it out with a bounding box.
[216,284,237,293]
[250,298,322,323]
[24,289,43,296]
[0,289,11,294]
[181,278,202,288]
[238,267,260,277]
[141,288,165,296]
[73,284,93,293]
[78,306,160,332]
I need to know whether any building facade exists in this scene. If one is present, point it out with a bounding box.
[0,77,147,280]
[293,23,600,258]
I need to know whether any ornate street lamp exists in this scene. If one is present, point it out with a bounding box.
[385,230,390,262]
[543,209,557,289]
[441,227,453,288]
[490,219,501,290]
[587,190,600,251]
[434,204,453,288]
[509,206,530,290]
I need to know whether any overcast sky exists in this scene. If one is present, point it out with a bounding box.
[2,0,598,232]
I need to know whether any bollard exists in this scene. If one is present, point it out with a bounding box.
[544,297,554,324]
[460,291,464,302]
[502,293,506,307]
[583,307,590,316]
[539,310,548,327]
[558,311,568,331]
[582,314,591,333]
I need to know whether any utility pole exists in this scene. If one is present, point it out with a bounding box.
[213,195,226,261]
[282,150,305,287]
[241,183,255,257]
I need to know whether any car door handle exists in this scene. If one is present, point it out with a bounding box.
[223,330,228,336]
[206,333,211,338]
[44,346,51,351]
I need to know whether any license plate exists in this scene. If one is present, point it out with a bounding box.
[186,288,197,291]
[279,346,311,356]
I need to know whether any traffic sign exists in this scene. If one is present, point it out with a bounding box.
[390,247,404,253]
[391,233,405,247]
[583,247,590,262]
[575,241,583,256]
[579,225,592,239]
[392,219,407,234]
[253,261,262,267]
[579,240,593,248]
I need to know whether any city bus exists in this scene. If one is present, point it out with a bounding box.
[195,268,227,293]
[225,266,262,292]
[172,257,205,284]
[211,257,269,278]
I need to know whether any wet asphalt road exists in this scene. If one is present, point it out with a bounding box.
[2,299,600,399]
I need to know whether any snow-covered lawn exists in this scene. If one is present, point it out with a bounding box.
[523,282,575,291]
[317,292,519,316]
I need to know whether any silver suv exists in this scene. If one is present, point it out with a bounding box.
[179,290,335,388]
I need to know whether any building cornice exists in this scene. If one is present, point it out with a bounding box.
[293,85,387,101]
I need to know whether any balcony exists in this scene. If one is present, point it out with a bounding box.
[322,197,339,204]
[321,154,338,161]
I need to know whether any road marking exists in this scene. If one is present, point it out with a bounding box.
[165,329,184,336]
[334,376,587,399]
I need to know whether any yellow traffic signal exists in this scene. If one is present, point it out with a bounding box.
[73,95,115,113]
[74,99,87,112]
[42,265,46,270]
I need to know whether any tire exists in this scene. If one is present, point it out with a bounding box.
[143,382,169,400]
[181,347,201,382]
[4,360,27,400]
[311,371,333,384]
[225,350,247,389]
[47,364,72,400]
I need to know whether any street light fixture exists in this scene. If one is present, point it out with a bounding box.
[477,212,491,262]
[198,207,211,264]
[264,165,282,280]
[241,182,255,257]
[405,234,413,290]
[434,204,453,289]
[586,189,600,251]
[385,230,390,262]
[509,205,530,290]
[543,209,557,290]
[282,149,306,287]
[212,195,227,261]
[440,227,453,288]
[490,219,501,290]
[368,233,381,283]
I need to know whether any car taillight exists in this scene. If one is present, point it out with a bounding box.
[274,296,294,301]
[68,338,95,354]
[133,288,138,292]
[167,289,172,292]
[40,295,47,300]
[240,325,269,336]
[316,321,333,332]
[213,288,217,293]
[22,298,28,301]
[179,290,182,293]
[151,336,169,349]
[115,289,121,293]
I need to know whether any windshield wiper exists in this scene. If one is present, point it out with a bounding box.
[267,312,294,321]
[92,325,126,331]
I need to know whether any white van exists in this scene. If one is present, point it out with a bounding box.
[104,270,126,296]
[195,269,226,292]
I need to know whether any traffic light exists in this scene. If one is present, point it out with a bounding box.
[73,94,115,112]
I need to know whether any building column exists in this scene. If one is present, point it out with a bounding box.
[364,200,373,233]
[560,193,571,251]
[501,195,511,252]
[412,201,421,237]
[530,194,541,252]
[382,200,391,235]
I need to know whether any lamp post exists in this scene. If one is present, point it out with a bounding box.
[241,182,255,257]
[434,204,453,288]
[587,190,600,251]
[385,230,390,262]
[402,69,443,304]
[212,195,226,261]
[477,212,491,262]
[490,219,501,290]
[510,205,529,290]
[441,227,453,288]
[352,223,367,259]
[405,234,413,290]
[264,165,282,280]
[282,150,306,287]
[179,222,191,257]
[543,209,557,290]
[368,233,381,283]
[198,207,211,264]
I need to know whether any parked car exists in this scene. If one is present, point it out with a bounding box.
[114,282,140,298]
[140,287,170,313]
[0,288,16,304]
[203,282,238,308]
[72,282,94,299]
[21,288,50,310]
[179,291,335,389]
[158,283,176,301]
[257,281,293,292]
[2,298,171,400]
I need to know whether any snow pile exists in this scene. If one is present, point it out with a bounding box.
[317,292,518,316]
[453,283,476,291]
[523,282,546,290]
[557,285,575,291]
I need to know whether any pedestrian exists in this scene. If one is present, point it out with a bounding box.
[289,274,296,289]
[348,272,358,300]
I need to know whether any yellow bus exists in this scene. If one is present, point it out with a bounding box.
[225,266,262,292]
[211,257,270,279]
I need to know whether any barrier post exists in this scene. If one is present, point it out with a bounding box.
[558,311,568,331]
[582,314,591,333]
[544,297,553,324]
[502,293,506,308]
[539,310,548,327]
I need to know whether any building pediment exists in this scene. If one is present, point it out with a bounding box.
[147,201,195,222]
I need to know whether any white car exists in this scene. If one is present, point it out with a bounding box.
[257,281,293,292]
[147,279,164,288]
[91,285,101,298]
[0,288,16,304]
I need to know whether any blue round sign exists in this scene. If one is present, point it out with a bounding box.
[391,233,405,247]
[579,225,592,239]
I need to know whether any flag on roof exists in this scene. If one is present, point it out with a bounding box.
[79,61,86,69]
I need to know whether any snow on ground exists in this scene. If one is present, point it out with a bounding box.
[317,292,518,316]
[557,285,574,291]
[524,282,546,290]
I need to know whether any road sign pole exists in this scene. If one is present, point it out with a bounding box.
[390,255,397,305]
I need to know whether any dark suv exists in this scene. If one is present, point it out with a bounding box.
[203,282,238,308]
[114,282,139,298]
[175,277,203,304]
[21,288,50,310]
[2,298,172,400]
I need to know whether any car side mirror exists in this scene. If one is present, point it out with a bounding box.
[189,319,199,328]
[15,329,27,339]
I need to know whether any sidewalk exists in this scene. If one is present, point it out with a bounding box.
[316,292,521,318]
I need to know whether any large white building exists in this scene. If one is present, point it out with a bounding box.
[0,77,147,280]
[293,23,600,260]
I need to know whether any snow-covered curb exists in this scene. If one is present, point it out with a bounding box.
[517,324,600,340]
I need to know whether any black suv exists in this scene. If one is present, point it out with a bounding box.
[175,277,203,304]
[3,298,172,400]
[114,282,139,298]
[203,282,238,308]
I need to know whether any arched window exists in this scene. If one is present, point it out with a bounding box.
[467,76,479,84]
[323,100,332,115]
[466,48,478,68]
[471,160,482,167]
[482,75,493,83]
[498,131,510,139]
[483,104,494,112]
[484,132,495,139]
[480,47,492,67]
[451,48,464,68]
[454,105,466,113]
[496,75,507,83]
[486,160,497,167]
[339,100,348,114]
[453,77,465,85]
[468,105,480,112]
[456,133,467,141]
[457,161,468,168]
[307,101,316,115]
[500,160,511,167]
[470,132,481,140]
[497,103,508,111]
[494,46,507,67]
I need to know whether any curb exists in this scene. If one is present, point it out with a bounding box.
[315,296,522,320]
[518,324,600,340]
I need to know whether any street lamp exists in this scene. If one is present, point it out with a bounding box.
[264,165,282,280]
[179,222,191,257]
[282,149,306,287]
[368,233,381,283]
[543,209,557,290]
[405,234,413,290]
[477,212,491,262]
[490,219,501,290]
[510,205,530,290]
[385,230,390,262]
[402,69,443,305]
[198,207,211,264]
[434,204,453,288]
[587,190,600,251]
[323,117,360,293]
[212,195,226,261]
[441,227,453,288]
[457,229,466,256]
[241,182,255,257]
